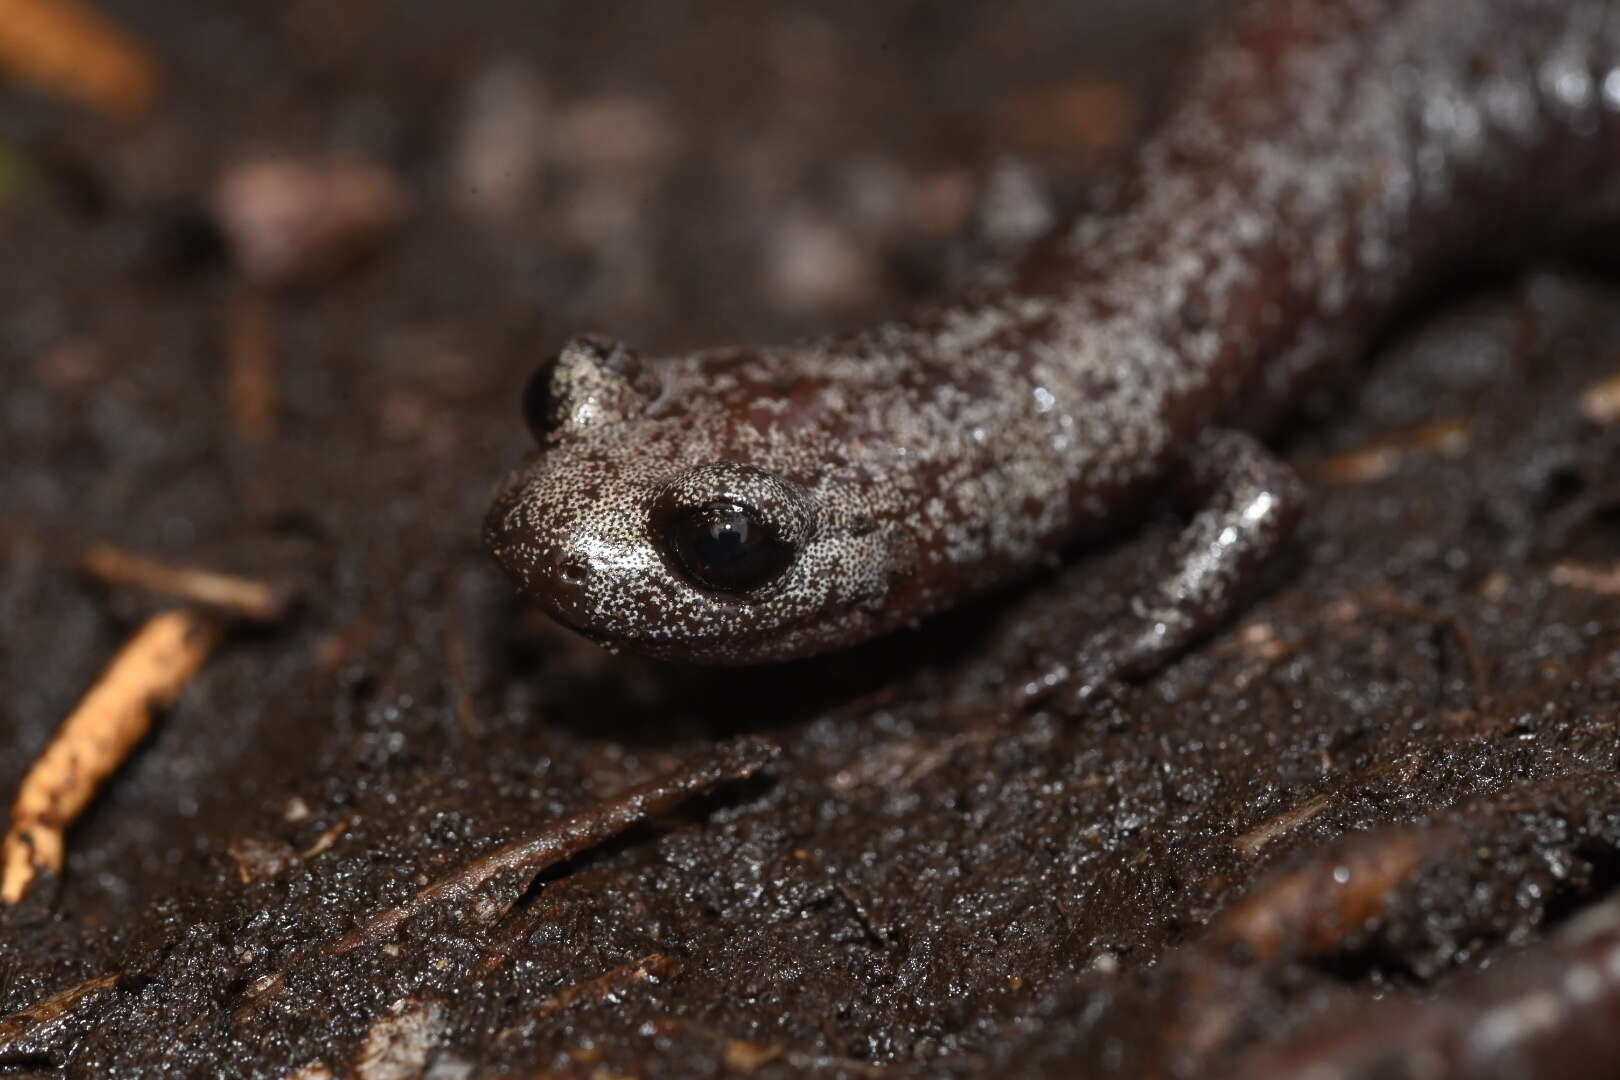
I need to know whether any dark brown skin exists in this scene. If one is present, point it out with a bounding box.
[485,0,1620,705]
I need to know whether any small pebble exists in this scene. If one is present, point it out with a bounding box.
[212,153,409,287]
[451,60,549,219]
[766,209,880,315]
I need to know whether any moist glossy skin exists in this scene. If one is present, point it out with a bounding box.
[486,0,1620,666]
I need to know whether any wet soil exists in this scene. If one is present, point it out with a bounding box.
[5,2,1620,1077]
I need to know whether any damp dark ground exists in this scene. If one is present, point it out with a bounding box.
[6,2,1620,1078]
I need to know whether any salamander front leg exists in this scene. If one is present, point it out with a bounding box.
[1016,429,1306,715]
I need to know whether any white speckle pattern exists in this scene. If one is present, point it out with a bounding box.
[487,0,1620,664]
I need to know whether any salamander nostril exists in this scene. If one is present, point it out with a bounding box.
[558,561,590,587]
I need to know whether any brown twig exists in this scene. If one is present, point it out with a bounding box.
[1364,590,1493,714]
[328,736,779,954]
[725,1040,786,1072]
[1551,560,1620,598]
[828,725,996,794]
[224,287,278,445]
[300,815,351,859]
[231,971,287,1027]
[1165,826,1462,1066]
[1314,416,1474,485]
[467,863,626,978]
[0,973,120,1052]
[3,609,220,904]
[79,543,289,622]
[1230,891,1620,1079]
[651,1015,894,1077]
[1233,793,1334,861]
[530,952,683,1023]
[1209,825,1459,962]
[0,0,159,119]
[440,579,482,738]
[994,76,1140,158]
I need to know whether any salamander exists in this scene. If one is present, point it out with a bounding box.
[484,0,1620,709]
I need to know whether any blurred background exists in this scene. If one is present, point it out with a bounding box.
[14,4,1620,1078]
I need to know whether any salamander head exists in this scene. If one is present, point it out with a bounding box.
[484,334,907,663]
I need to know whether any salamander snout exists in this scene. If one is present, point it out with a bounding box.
[486,333,909,662]
[481,471,654,642]
[482,442,830,655]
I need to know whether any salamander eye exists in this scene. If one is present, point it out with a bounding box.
[662,500,794,595]
[521,335,652,443]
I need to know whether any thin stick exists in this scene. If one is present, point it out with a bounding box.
[1233,792,1333,860]
[1551,559,1620,598]
[2,609,219,904]
[1365,591,1494,713]
[1167,825,1462,1063]
[1234,892,1620,1078]
[1210,825,1457,961]
[440,580,482,738]
[224,287,278,445]
[532,952,683,1021]
[328,736,779,954]
[79,543,288,622]
[0,0,159,119]
[1314,416,1474,485]
[0,972,119,1050]
[467,863,625,978]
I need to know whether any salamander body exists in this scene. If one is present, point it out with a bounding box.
[486,0,1620,684]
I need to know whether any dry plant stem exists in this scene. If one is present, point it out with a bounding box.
[0,0,159,118]
[1,609,220,904]
[224,287,278,445]
[1313,416,1474,485]
[1551,560,1620,598]
[440,579,482,738]
[0,973,119,1051]
[468,863,626,978]
[1232,891,1620,1078]
[1166,826,1462,1066]
[651,1016,891,1078]
[532,952,683,1021]
[79,543,288,621]
[328,736,780,954]
[1364,591,1493,713]
[1234,792,1334,860]
[1210,825,1460,962]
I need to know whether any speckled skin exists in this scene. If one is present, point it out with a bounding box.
[486,0,1620,669]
